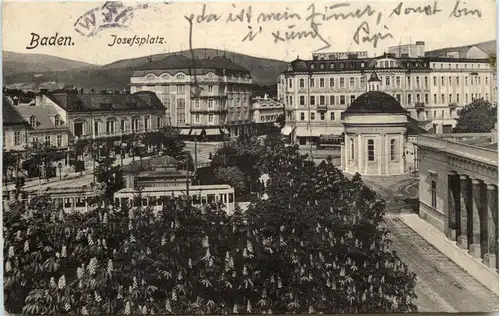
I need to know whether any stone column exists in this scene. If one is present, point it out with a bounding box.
[457,175,470,250]
[399,133,404,173]
[469,179,482,258]
[447,171,459,241]
[484,184,498,269]
[357,134,363,173]
[377,135,382,175]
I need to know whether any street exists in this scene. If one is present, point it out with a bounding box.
[387,217,498,312]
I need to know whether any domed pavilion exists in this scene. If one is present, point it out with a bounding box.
[341,91,411,176]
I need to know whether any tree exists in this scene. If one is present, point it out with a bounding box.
[214,166,246,193]
[455,99,497,133]
[94,150,123,203]
[275,114,286,129]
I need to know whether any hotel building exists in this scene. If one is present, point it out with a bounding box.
[130,55,253,138]
[278,42,496,145]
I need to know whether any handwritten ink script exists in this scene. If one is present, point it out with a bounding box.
[184,1,482,52]
[74,1,151,37]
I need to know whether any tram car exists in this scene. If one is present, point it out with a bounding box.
[113,184,236,214]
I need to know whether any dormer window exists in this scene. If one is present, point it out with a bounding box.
[29,115,36,127]
[54,115,60,126]
[146,74,155,80]
[310,64,315,70]
[320,64,325,69]
[176,74,185,79]
[361,62,365,68]
[330,63,335,69]
[340,63,344,69]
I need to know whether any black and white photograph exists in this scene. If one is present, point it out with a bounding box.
[2,0,498,314]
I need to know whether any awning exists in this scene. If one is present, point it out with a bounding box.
[205,128,221,136]
[281,125,295,136]
[295,126,343,137]
[179,129,191,135]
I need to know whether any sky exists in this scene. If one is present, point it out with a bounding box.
[2,0,497,65]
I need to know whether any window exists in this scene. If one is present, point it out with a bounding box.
[465,77,468,86]
[330,95,335,105]
[310,96,315,106]
[288,79,292,88]
[478,77,481,85]
[54,115,60,126]
[195,99,200,108]
[208,85,213,92]
[441,77,445,86]
[486,77,489,85]
[74,122,83,137]
[319,95,325,105]
[367,139,375,161]
[416,77,420,87]
[208,114,214,123]
[299,79,305,88]
[106,120,115,134]
[407,94,412,104]
[431,179,437,208]
[394,76,400,88]
[448,76,452,85]
[319,78,325,87]
[309,78,315,88]
[433,94,437,104]
[390,139,396,161]
[340,95,346,105]
[144,116,149,131]
[339,78,345,88]
[94,121,99,135]
[208,99,214,108]
[396,94,401,103]
[57,135,62,147]
[449,94,452,103]
[330,112,335,120]
[424,77,428,88]
[385,76,390,86]
[14,131,21,146]
[310,112,315,120]
[407,77,411,88]
[146,74,155,80]
[350,77,355,87]
[320,112,325,120]
[360,76,365,87]
[456,77,460,85]
[329,78,335,87]
[299,96,305,105]
[456,94,460,103]
[350,138,355,160]
[433,76,437,86]
[441,94,445,104]
[44,135,51,145]
[300,112,305,121]
[465,93,468,103]
[350,95,356,104]
[121,119,126,132]
[30,116,36,127]
[176,85,185,93]
[176,74,185,79]
[132,118,140,132]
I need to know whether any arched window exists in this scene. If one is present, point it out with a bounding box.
[176,74,185,80]
[390,139,396,161]
[30,115,36,127]
[350,138,355,160]
[146,74,155,80]
[161,74,170,80]
[367,139,375,161]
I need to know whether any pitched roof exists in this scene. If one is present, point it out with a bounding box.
[136,54,250,74]
[425,40,496,58]
[15,103,66,130]
[45,91,166,112]
[3,96,30,126]
[344,91,407,114]
[123,155,180,173]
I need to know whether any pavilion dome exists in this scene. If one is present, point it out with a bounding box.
[344,91,407,114]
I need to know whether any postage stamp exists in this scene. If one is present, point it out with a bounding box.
[2,0,498,315]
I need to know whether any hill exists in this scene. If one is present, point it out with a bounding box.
[425,39,496,58]
[3,49,288,91]
[2,51,98,77]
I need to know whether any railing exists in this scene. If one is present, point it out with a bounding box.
[417,135,497,166]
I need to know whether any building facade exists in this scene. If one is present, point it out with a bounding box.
[417,127,498,270]
[130,55,253,137]
[278,43,496,145]
[36,89,166,145]
[251,95,284,124]
[3,96,31,152]
[15,102,70,148]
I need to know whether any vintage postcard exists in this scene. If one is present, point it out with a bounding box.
[2,0,498,315]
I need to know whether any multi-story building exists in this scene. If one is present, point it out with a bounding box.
[278,42,496,145]
[130,55,253,138]
[3,96,31,152]
[15,102,70,149]
[417,125,498,270]
[35,89,166,146]
[388,41,426,58]
[251,95,284,124]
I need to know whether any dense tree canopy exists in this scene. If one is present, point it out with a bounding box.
[4,135,418,314]
[455,99,497,133]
